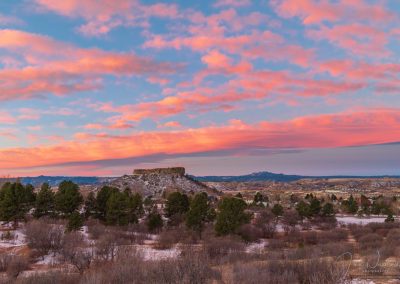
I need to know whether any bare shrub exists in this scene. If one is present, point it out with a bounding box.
[268,239,288,250]
[359,233,383,251]
[238,224,262,243]
[310,216,337,230]
[254,209,277,238]
[7,255,29,278]
[233,258,345,284]
[0,253,13,272]
[62,232,92,274]
[367,222,400,237]
[281,209,301,234]
[86,222,106,240]
[302,231,318,245]
[16,271,79,284]
[318,228,348,243]
[82,247,219,284]
[348,224,372,241]
[25,220,64,257]
[205,236,245,262]
[95,232,122,262]
[155,228,182,249]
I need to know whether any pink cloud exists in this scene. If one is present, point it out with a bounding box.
[0,29,179,101]
[34,0,179,36]
[308,24,390,57]
[0,111,16,124]
[213,0,251,8]
[271,0,395,25]
[1,108,400,170]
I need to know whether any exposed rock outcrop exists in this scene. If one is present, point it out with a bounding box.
[104,167,216,197]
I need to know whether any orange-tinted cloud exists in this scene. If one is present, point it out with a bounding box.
[271,0,395,25]
[1,108,399,170]
[308,24,390,57]
[0,29,179,101]
[34,0,179,36]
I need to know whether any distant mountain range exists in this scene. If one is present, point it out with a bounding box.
[1,171,400,186]
[195,172,400,182]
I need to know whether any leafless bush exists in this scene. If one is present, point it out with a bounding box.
[358,233,383,251]
[0,253,14,272]
[367,222,400,237]
[254,209,277,238]
[95,232,122,262]
[16,271,79,284]
[62,232,92,274]
[87,222,106,240]
[82,247,219,284]
[155,228,182,249]
[24,220,64,258]
[268,239,288,250]
[7,255,29,278]
[205,236,245,262]
[302,231,318,245]
[282,209,301,234]
[310,216,337,230]
[318,228,348,243]
[238,224,262,243]
[348,224,373,241]
[233,258,345,284]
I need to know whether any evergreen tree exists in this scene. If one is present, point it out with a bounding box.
[106,191,129,226]
[67,212,84,231]
[96,186,118,220]
[215,197,250,236]
[343,195,358,214]
[271,203,284,216]
[321,202,335,217]
[309,198,321,216]
[147,211,163,233]
[296,200,311,218]
[84,192,96,218]
[385,213,395,223]
[165,192,190,218]
[34,183,54,218]
[0,182,35,225]
[186,192,210,237]
[253,192,265,206]
[128,192,144,222]
[54,181,83,216]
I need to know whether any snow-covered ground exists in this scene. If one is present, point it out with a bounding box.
[136,245,180,261]
[336,216,389,225]
[246,240,267,253]
[0,228,26,248]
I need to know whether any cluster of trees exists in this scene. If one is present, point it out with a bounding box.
[0,181,83,229]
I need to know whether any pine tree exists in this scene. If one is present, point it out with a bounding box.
[67,212,84,231]
[54,181,83,216]
[186,192,210,237]
[0,182,35,226]
[165,192,190,218]
[84,192,96,218]
[34,183,54,218]
[253,192,265,206]
[96,186,118,220]
[215,197,250,236]
[106,191,129,226]
[147,211,163,233]
[321,202,335,217]
[296,200,311,218]
[271,203,284,216]
[309,198,321,216]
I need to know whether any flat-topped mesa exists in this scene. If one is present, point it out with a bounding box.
[133,167,186,176]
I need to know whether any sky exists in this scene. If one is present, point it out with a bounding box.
[0,0,399,177]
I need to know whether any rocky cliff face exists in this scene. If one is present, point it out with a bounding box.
[104,167,214,197]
